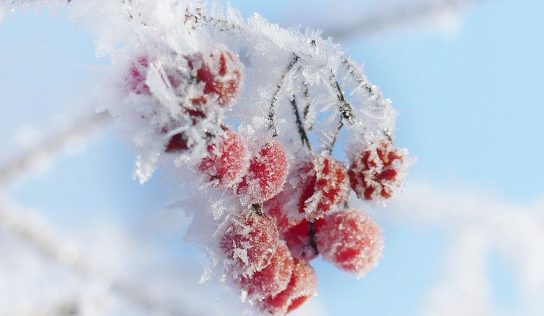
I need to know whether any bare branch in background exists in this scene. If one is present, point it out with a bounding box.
[0,199,218,316]
[0,112,111,188]
[326,0,489,41]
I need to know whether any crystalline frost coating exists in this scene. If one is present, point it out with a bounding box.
[259,259,317,316]
[348,140,407,200]
[220,210,279,278]
[239,240,293,300]
[198,129,249,188]
[236,141,289,204]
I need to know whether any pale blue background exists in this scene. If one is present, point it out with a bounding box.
[0,0,542,315]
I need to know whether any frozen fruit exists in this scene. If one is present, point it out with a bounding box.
[220,210,279,277]
[316,209,383,277]
[348,141,405,200]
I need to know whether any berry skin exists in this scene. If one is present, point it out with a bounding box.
[236,141,289,204]
[281,219,324,261]
[187,47,242,107]
[316,209,383,277]
[298,155,350,220]
[348,141,406,200]
[259,259,317,316]
[126,56,151,96]
[220,210,279,277]
[198,129,249,188]
[165,132,190,153]
[239,240,294,299]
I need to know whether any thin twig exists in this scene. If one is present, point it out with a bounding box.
[290,95,312,151]
[0,199,212,316]
[267,54,300,136]
[326,77,355,153]
[0,111,111,187]
[326,0,489,41]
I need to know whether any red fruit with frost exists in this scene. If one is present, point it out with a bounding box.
[236,141,288,204]
[298,155,350,220]
[259,259,317,315]
[239,241,294,299]
[316,209,383,277]
[348,141,405,200]
[126,56,151,96]
[220,210,279,277]
[199,130,248,188]
[187,47,242,107]
[282,219,324,261]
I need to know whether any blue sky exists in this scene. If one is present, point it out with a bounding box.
[0,1,543,315]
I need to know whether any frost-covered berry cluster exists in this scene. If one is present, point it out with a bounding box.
[1,0,409,314]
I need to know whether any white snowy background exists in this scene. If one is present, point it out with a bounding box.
[1,0,543,315]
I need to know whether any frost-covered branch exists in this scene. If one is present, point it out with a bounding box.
[0,199,211,316]
[0,112,110,187]
[268,54,300,137]
[325,0,489,40]
[290,95,312,151]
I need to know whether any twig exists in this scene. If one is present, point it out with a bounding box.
[326,77,355,153]
[0,199,212,316]
[290,95,312,151]
[0,111,110,188]
[326,0,488,41]
[267,54,300,136]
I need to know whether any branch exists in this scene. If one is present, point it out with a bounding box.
[267,54,300,136]
[0,111,110,187]
[326,0,489,41]
[290,95,312,151]
[0,199,215,315]
[325,76,355,153]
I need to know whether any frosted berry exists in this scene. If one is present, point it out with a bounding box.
[316,210,383,277]
[348,141,406,200]
[126,56,151,96]
[282,219,324,261]
[198,129,249,188]
[236,141,288,204]
[298,155,350,220]
[220,210,279,277]
[259,259,317,315]
[239,240,294,299]
[187,47,242,107]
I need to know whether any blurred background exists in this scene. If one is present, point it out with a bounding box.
[1,0,543,315]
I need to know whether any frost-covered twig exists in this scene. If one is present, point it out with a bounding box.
[0,199,208,316]
[326,0,488,40]
[268,54,300,136]
[0,111,110,187]
[290,95,312,151]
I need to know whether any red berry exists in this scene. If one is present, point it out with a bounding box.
[187,47,242,107]
[198,130,249,188]
[282,219,324,261]
[316,210,383,277]
[220,210,279,277]
[126,56,151,96]
[236,141,288,204]
[239,240,294,299]
[298,155,350,220]
[348,141,406,200]
[259,259,317,315]
[165,132,190,153]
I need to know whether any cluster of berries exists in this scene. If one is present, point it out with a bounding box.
[217,142,404,314]
[125,45,406,315]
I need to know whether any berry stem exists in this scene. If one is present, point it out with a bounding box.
[308,221,319,257]
[326,77,355,153]
[267,54,300,137]
[301,77,313,131]
[290,95,312,151]
[341,56,394,139]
